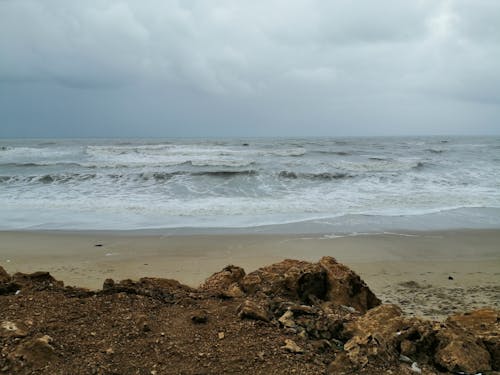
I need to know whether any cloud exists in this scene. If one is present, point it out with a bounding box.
[0,0,499,136]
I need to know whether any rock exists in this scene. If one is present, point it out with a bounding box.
[191,310,208,324]
[222,283,245,299]
[218,332,225,340]
[11,271,64,291]
[0,266,10,284]
[200,265,245,293]
[102,278,115,290]
[238,300,271,322]
[282,339,303,353]
[99,277,194,302]
[410,362,422,373]
[0,321,28,338]
[447,309,500,370]
[278,310,296,328]
[434,323,491,373]
[9,335,56,368]
[319,257,380,313]
[239,257,380,313]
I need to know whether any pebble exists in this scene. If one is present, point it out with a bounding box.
[218,332,225,340]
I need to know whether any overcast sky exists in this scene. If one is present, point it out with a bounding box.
[1,0,499,138]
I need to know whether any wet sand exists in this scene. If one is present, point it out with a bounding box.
[1,229,499,319]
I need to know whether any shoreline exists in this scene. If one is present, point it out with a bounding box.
[1,228,499,320]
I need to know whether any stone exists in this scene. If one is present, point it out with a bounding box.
[447,309,500,370]
[238,257,380,313]
[11,271,64,291]
[237,300,271,322]
[282,339,303,353]
[434,324,491,373]
[278,310,296,328]
[200,265,245,293]
[9,335,56,368]
[218,332,225,340]
[319,257,380,313]
[0,266,10,284]
[191,310,208,324]
[222,283,245,298]
[0,321,28,338]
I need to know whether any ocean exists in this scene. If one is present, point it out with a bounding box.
[1,136,499,233]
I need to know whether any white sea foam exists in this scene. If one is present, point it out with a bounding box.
[1,136,499,230]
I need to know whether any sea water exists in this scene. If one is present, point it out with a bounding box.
[1,136,499,232]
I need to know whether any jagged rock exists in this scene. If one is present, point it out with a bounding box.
[99,277,194,302]
[319,257,380,313]
[191,310,208,324]
[11,271,64,291]
[282,339,303,353]
[447,309,500,370]
[222,283,245,298]
[434,323,491,373]
[239,257,379,313]
[200,265,245,294]
[238,300,271,322]
[278,310,296,328]
[102,278,115,290]
[9,335,56,369]
[0,266,10,284]
[0,321,28,338]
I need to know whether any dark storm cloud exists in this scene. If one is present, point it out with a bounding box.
[0,0,499,137]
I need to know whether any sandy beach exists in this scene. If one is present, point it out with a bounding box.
[1,228,499,320]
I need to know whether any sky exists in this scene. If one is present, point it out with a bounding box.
[1,0,499,138]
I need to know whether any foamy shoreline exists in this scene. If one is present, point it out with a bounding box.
[1,228,499,320]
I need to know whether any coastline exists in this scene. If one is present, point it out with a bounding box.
[1,228,499,320]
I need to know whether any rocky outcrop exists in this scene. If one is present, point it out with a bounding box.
[100,277,195,302]
[11,271,64,292]
[232,257,380,313]
[447,309,500,370]
[199,265,245,296]
[0,266,10,284]
[329,303,494,374]
[1,259,498,374]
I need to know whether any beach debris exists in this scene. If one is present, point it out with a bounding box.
[282,339,303,353]
[410,361,422,373]
[448,276,454,280]
[238,299,271,322]
[399,354,413,363]
[191,310,208,324]
[94,244,103,247]
[218,332,225,340]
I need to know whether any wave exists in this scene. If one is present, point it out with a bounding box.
[0,162,82,168]
[425,149,445,154]
[278,171,352,180]
[314,151,352,156]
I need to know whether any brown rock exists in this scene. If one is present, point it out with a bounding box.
[239,257,379,313]
[0,266,10,284]
[447,309,500,370]
[282,339,303,353]
[200,265,245,293]
[434,323,492,373]
[238,299,271,322]
[9,335,56,368]
[11,271,64,291]
[191,310,208,324]
[319,256,380,313]
[0,321,28,338]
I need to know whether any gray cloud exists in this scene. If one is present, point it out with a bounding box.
[0,0,499,137]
